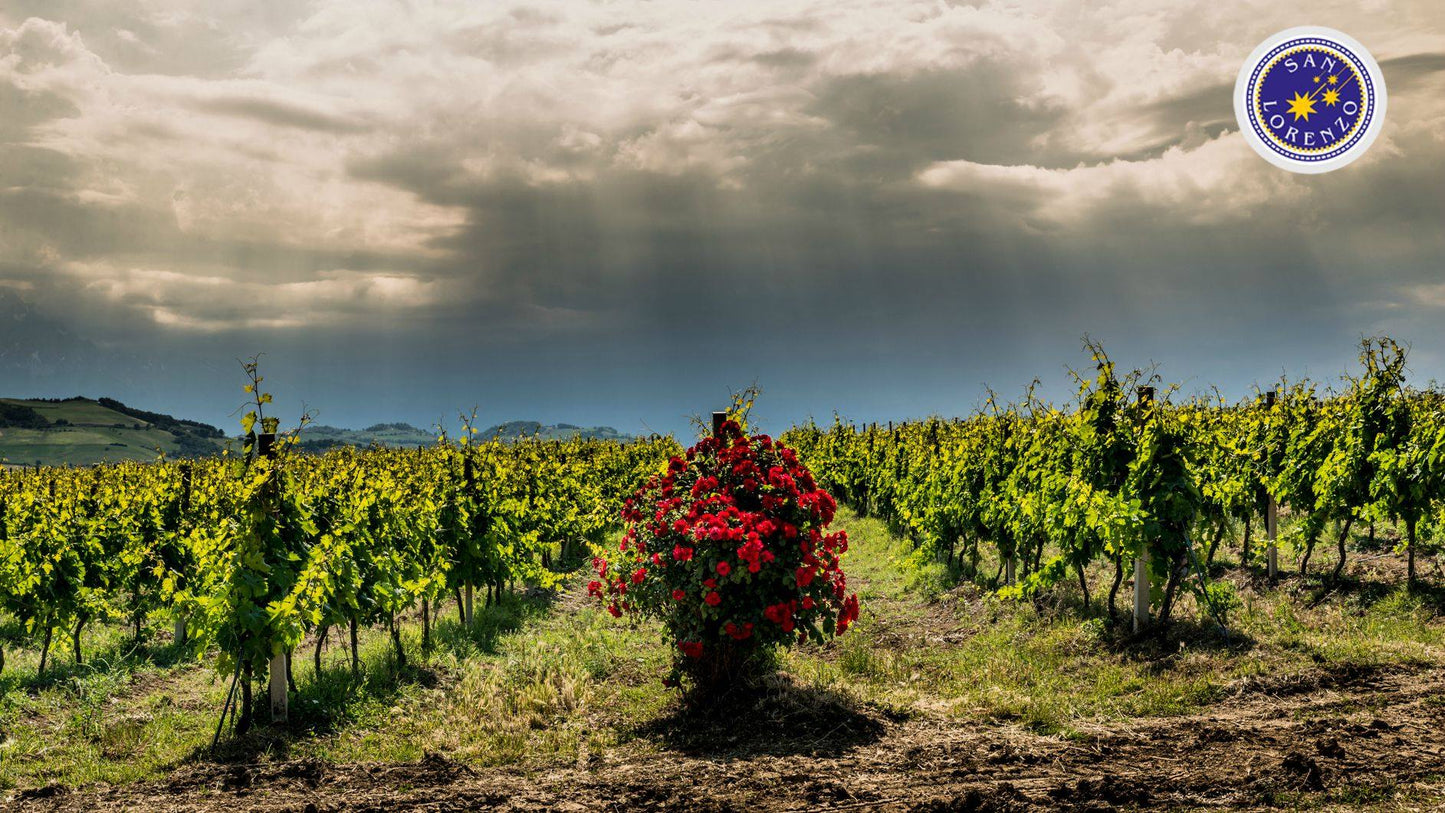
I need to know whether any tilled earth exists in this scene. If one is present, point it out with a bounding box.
[12,661,1445,812]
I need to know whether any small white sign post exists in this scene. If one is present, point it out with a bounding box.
[270,651,288,723]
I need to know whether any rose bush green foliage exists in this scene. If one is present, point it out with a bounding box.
[591,419,860,687]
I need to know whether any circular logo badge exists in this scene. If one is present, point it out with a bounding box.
[1235,27,1387,173]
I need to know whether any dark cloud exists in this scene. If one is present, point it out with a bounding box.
[193,96,371,134]
[747,48,817,70]
[806,66,1073,168]
[0,145,79,190]
[0,81,79,141]
[1125,81,1238,159]
[1381,51,1445,88]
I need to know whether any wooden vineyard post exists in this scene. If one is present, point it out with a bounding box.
[257,432,288,725]
[1005,554,1016,586]
[1265,391,1279,581]
[1134,386,1155,633]
[712,411,726,438]
[1266,495,1278,580]
[257,432,276,459]
[862,423,876,515]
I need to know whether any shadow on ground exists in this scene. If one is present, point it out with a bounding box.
[635,671,899,759]
[187,586,561,766]
[0,632,195,697]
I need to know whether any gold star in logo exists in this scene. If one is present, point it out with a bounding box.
[1322,89,1341,106]
[1328,75,1339,85]
[1285,91,1317,122]
[1313,76,1321,83]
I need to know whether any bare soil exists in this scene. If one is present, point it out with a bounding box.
[12,659,1445,812]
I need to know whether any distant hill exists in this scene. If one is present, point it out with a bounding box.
[479,421,631,442]
[0,397,227,467]
[0,399,637,465]
[292,423,438,453]
[293,420,632,452]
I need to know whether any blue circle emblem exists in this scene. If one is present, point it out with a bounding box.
[1235,28,1387,174]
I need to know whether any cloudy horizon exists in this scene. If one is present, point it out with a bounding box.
[1,1,1443,437]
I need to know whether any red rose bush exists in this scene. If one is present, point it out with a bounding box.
[591,419,860,689]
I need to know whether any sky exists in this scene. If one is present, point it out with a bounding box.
[0,0,1443,438]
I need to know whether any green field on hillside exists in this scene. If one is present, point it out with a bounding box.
[0,398,226,467]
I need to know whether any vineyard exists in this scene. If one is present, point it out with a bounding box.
[784,338,1445,627]
[1,342,1444,811]
[0,367,680,739]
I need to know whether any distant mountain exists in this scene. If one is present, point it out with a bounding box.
[0,396,227,467]
[291,420,632,452]
[479,421,631,442]
[291,423,437,453]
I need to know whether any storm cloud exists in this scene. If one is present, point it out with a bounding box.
[0,1,1443,435]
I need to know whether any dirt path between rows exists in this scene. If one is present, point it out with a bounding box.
[12,659,1444,812]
